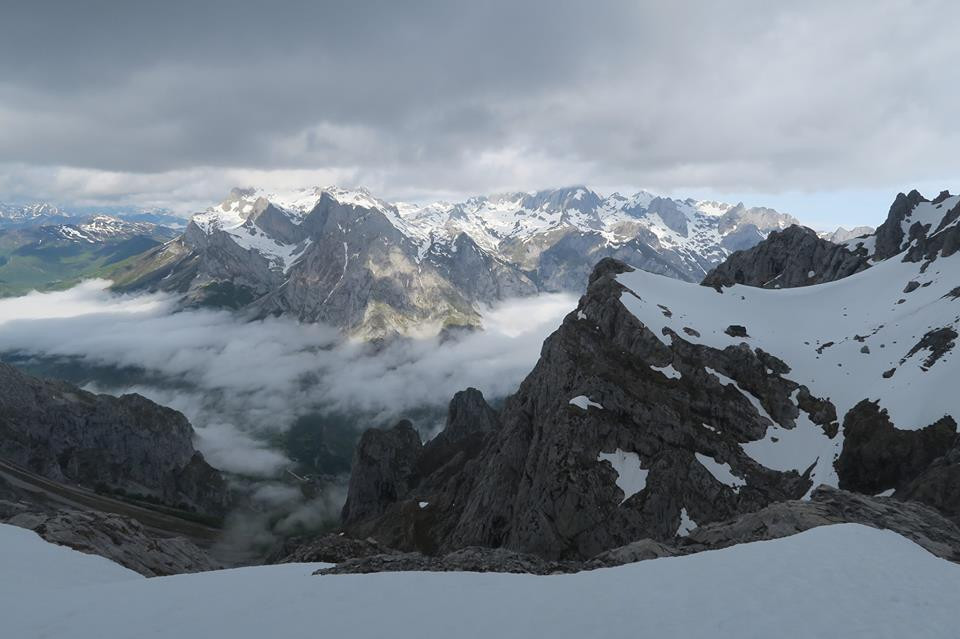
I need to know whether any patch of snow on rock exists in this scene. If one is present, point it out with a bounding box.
[677,507,697,536]
[597,450,648,503]
[569,395,602,410]
[695,453,747,492]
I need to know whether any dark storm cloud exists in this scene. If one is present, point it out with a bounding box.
[1,1,958,209]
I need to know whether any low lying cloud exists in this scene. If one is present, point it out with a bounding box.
[0,281,574,476]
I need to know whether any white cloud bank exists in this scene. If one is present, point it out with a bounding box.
[0,281,574,476]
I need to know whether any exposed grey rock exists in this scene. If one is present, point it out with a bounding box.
[0,363,229,516]
[836,400,957,497]
[415,388,499,478]
[342,258,826,560]
[6,508,222,577]
[340,420,422,528]
[647,197,689,236]
[901,326,957,368]
[584,539,677,568]
[316,546,578,576]
[901,437,960,524]
[268,533,396,564]
[702,225,871,289]
[683,485,960,563]
[873,190,929,261]
[322,486,960,574]
[724,324,748,338]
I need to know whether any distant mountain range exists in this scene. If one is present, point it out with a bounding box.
[109,185,847,337]
[0,202,187,229]
[0,215,178,296]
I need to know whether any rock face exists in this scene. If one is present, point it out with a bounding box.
[702,225,871,289]
[836,401,957,497]
[873,190,930,260]
[111,185,801,337]
[0,363,229,516]
[683,486,960,563]
[268,533,396,564]
[853,189,960,267]
[342,260,825,559]
[320,486,960,574]
[340,420,423,528]
[316,546,577,576]
[5,508,221,577]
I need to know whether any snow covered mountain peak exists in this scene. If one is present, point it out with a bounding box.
[0,202,65,221]
[122,183,810,336]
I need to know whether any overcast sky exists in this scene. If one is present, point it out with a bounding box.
[1,0,958,227]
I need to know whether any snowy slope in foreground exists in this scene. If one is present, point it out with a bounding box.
[4,523,960,639]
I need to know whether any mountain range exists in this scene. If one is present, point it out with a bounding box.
[0,215,178,296]
[1,187,958,593]
[0,202,186,229]
[108,185,836,338]
[329,188,960,562]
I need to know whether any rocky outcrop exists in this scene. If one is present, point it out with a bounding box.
[268,533,396,564]
[320,486,960,574]
[836,401,957,497]
[341,390,502,552]
[317,546,578,576]
[701,225,871,289]
[683,486,960,563]
[5,508,221,577]
[865,189,960,267]
[0,362,230,516]
[901,440,960,524]
[340,259,837,560]
[873,190,929,261]
[340,420,423,528]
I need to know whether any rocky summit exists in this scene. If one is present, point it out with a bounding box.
[0,362,230,517]
[0,362,234,575]
[107,185,806,338]
[329,190,960,567]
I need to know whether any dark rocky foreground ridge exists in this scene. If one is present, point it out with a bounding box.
[311,189,960,573]
[0,362,229,515]
[315,487,960,574]
[0,362,231,574]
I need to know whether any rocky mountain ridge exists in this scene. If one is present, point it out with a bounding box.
[327,189,960,566]
[0,362,230,516]
[109,185,811,337]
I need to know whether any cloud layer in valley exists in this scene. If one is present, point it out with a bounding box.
[1,1,958,225]
[0,281,574,476]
